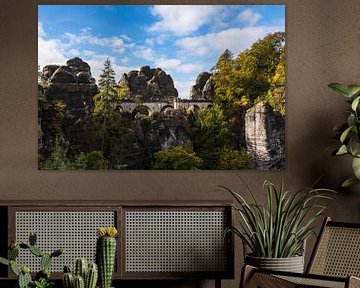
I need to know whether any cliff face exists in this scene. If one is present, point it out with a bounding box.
[118,66,178,102]
[245,101,285,170]
[40,57,99,155]
[189,72,214,100]
[110,111,192,169]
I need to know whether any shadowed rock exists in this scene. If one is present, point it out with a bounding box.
[118,66,178,101]
[190,72,214,100]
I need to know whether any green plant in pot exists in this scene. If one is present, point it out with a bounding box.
[328,83,360,187]
[222,179,334,273]
[0,232,64,288]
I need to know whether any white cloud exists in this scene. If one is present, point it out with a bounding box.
[238,8,262,26]
[38,22,46,38]
[177,63,202,74]
[133,46,156,62]
[148,5,220,36]
[38,24,135,82]
[155,58,203,75]
[64,28,131,54]
[121,57,129,63]
[38,22,67,68]
[145,35,168,47]
[156,58,181,70]
[176,26,282,56]
[174,80,195,98]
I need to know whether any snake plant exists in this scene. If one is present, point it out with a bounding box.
[328,83,360,187]
[222,179,335,258]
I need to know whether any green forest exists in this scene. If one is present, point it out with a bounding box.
[38,32,285,170]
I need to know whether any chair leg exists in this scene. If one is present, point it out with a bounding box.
[349,276,360,288]
[240,265,255,288]
[240,265,296,288]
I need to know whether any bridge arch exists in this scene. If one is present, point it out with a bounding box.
[132,105,151,119]
[160,105,175,115]
[190,104,201,113]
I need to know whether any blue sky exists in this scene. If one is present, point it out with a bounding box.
[38,5,285,98]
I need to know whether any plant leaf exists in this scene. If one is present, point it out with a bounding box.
[340,126,353,143]
[351,96,360,111]
[328,83,351,98]
[336,145,348,155]
[347,114,356,127]
[347,85,360,97]
[0,257,9,266]
[342,177,360,188]
[352,157,360,179]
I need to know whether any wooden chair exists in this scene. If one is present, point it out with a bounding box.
[241,217,360,288]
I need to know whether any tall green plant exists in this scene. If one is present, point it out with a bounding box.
[328,83,360,187]
[222,179,334,258]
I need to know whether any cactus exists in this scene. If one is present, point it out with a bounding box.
[0,257,9,266]
[18,269,32,288]
[63,260,98,288]
[29,245,44,257]
[51,248,64,257]
[29,232,37,246]
[63,272,74,288]
[96,227,118,288]
[0,232,64,288]
[74,275,85,288]
[85,263,98,288]
[74,258,87,279]
[9,246,19,260]
[41,253,52,270]
[10,260,20,276]
[35,268,50,281]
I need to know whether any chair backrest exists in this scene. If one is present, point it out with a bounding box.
[307,217,360,277]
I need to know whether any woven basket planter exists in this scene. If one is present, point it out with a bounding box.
[245,254,305,273]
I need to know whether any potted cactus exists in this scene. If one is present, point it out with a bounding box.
[62,258,98,288]
[96,227,118,288]
[0,232,63,288]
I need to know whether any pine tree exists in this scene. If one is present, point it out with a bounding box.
[98,58,117,95]
[93,58,121,154]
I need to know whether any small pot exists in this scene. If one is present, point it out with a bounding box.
[245,254,305,273]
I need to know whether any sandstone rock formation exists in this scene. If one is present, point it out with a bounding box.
[245,101,285,169]
[190,72,214,100]
[118,66,178,102]
[40,57,98,154]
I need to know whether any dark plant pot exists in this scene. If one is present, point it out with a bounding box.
[245,254,304,273]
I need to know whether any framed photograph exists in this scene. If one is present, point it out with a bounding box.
[38,4,285,170]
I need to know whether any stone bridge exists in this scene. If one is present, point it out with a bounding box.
[119,99,213,116]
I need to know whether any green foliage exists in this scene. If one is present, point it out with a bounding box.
[221,179,335,258]
[212,32,285,114]
[328,82,360,187]
[153,146,203,170]
[32,278,54,288]
[218,147,253,170]
[266,46,285,116]
[194,104,234,169]
[73,151,109,170]
[93,58,122,154]
[39,138,72,170]
[0,233,63,288]
[97,58,116,94]
[117,85,130,100]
